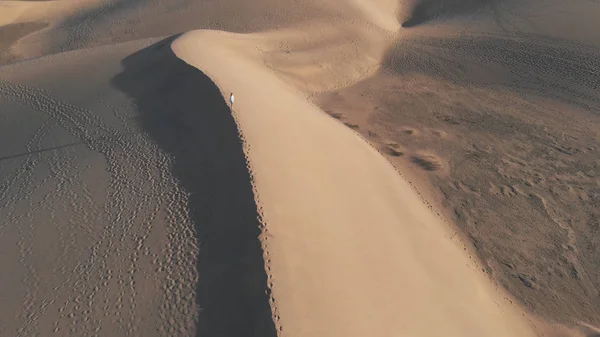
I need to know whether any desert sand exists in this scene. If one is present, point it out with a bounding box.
[0,0,598,337]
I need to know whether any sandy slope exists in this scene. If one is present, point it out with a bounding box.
[317,0,600,333]
[0,2,401,335]
[0,39,204,336]
[172,29,537,337]
[1,0,599,336]
[0,0,390,65]
[1,34,283,336]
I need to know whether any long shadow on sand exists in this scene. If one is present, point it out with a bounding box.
[111,36,277,337]
[400,0,492,28]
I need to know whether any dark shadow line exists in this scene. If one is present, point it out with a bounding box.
[400,0,495,28]
[0,141,85,162]
[110,36,277,337]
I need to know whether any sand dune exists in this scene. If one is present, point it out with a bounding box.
[318,0,600,332]
[172,29,537,337]
[1,0,599,336]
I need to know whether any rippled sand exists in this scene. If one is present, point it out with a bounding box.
[1,1,599,336]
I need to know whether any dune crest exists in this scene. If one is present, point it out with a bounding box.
[172,30,536,337]
[2,0,599,335]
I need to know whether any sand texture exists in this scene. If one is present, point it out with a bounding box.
[1,0,599,336]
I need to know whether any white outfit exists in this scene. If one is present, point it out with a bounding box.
[229,94,235,106]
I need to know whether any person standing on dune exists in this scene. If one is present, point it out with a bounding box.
[229,92,235,107]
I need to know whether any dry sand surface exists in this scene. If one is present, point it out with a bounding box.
[318,0,600,332]
[1,0,599,337]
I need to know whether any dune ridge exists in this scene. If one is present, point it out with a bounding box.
[172,29,536,337]
[1,0,599,336]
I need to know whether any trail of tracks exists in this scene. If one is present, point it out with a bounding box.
[0,80,198,336]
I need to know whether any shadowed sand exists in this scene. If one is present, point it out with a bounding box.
[0,36,278,336]
[111,38,277,337]
[172,29,537,337]
[399,0,492,27]
[2,0,600,336]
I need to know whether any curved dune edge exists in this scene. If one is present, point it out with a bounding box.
[172,30,537,337]
[0,1,81,26]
